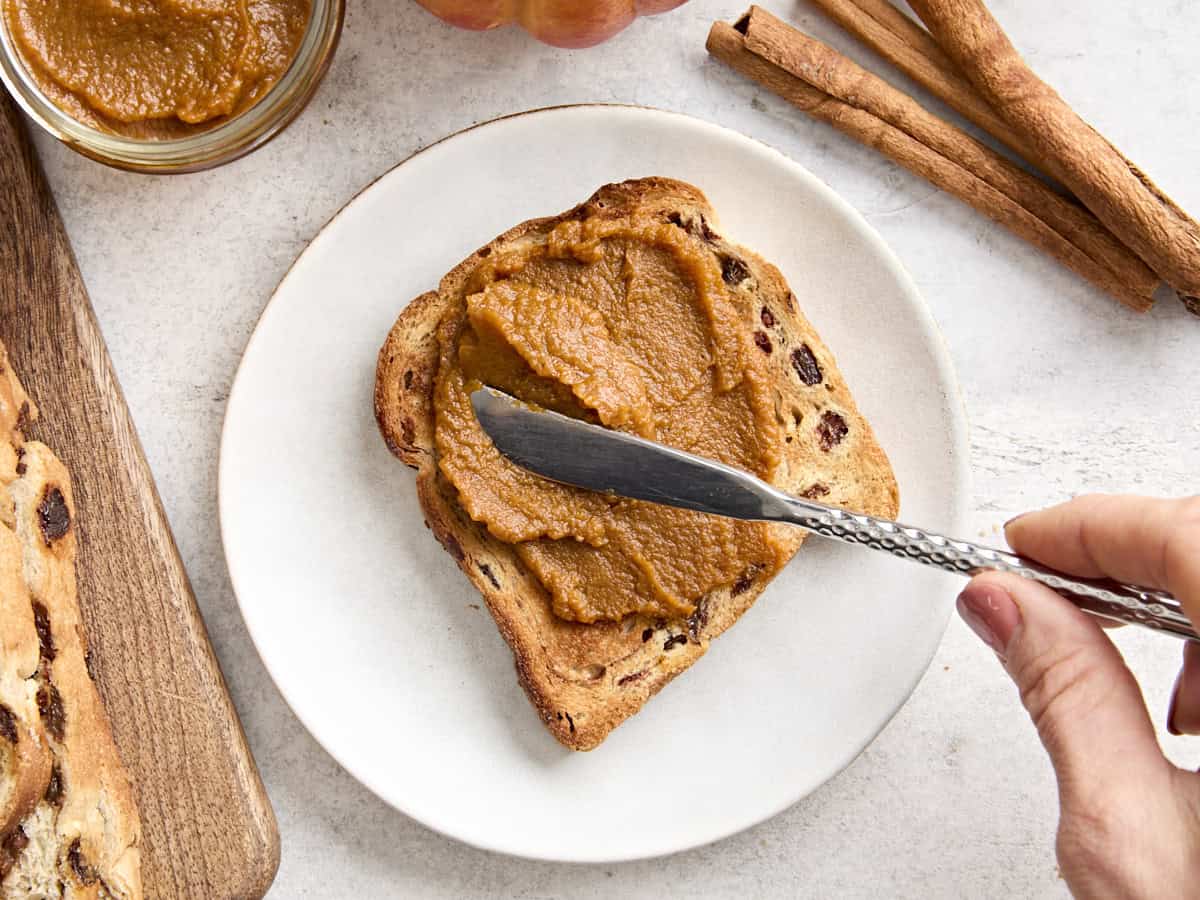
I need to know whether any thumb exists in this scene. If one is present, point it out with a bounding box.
[957,571,1171,811]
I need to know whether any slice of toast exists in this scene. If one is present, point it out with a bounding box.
[375,178,898,750]
[0,338,141,900]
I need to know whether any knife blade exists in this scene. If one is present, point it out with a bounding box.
[469,384,794,521]
[468,385,1197,641]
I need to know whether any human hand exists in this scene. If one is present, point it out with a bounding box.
[956,495,1200,899]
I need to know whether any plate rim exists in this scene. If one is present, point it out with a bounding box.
[219,102,972,863]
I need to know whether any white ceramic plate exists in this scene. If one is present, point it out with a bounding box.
[220,105,969,863]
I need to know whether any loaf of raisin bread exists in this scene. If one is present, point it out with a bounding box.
[0,339,141,899]
[375,178,899,750]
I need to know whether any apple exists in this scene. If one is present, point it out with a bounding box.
[414,0,689,49]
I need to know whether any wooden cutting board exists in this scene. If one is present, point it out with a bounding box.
[0,96,279,897]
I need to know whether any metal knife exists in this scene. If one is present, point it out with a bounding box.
[470,386,1197,642]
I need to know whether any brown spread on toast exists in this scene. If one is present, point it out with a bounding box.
[433,214,789,623]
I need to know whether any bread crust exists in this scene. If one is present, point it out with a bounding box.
[375,178,899,750]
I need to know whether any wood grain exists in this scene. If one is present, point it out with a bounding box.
[0,95,278,898]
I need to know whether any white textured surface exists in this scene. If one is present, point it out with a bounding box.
[24,0,1200,896]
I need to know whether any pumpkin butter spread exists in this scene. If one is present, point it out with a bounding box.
[3,0,309,138]
[434,214,790,624]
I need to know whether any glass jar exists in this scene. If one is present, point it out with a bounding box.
[0,0,344,173]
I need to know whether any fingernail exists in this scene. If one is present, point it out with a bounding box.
[1003,511,1029,529]
[957,583,1022,659]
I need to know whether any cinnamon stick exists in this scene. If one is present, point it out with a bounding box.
[706,8,1158,311]
[805,0,1034,163]
[907,0,1200,313]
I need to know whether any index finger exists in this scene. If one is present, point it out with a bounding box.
[1005,494,1200,611]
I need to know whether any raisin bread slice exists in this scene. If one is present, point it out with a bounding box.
[3,443,141,900]
[0,525,53,874]
[375,178,898,750]
[0,336,141,900]
[0,348,53,869]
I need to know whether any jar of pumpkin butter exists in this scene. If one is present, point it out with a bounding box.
[0,0,343,172]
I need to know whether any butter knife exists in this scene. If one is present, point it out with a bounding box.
[470,386,1197,642]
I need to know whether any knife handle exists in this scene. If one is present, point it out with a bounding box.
[783,501,1198,642]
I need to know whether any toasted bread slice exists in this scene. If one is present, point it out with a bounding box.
[375,178,898,750]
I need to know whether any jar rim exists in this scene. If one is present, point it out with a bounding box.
[0,0,345,173]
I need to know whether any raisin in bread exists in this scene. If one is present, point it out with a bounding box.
[0,339,141,900]
[375,178,899,750]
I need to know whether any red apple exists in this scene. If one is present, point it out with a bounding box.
[414,0,689,48]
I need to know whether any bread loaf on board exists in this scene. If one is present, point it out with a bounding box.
[0,339,141,900]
